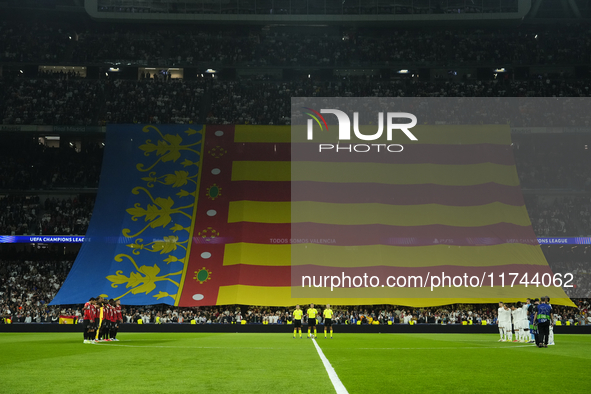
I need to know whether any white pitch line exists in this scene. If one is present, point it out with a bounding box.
[312,338,348,394]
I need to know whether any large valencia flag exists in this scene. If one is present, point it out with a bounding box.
[52,124,574,307]
[177,124,573,307]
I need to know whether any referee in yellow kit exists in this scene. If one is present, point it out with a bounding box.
[293,305,303,339]
[323,304,333,339]
[307,303,318,338]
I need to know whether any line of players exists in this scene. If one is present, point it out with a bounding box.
[497,297,554,347]
[292,303,334,339]
[82,296,123,344]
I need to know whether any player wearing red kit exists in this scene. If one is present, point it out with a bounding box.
[107,299,117,341]
[111,300,122,341]
[82,298,95,344]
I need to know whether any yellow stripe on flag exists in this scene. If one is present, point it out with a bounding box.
[232,161,520,186]
[227,201,531,226]
[216,285,575,307]
[223,243,547,268]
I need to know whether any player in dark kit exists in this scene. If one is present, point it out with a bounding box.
[82,297,95,344]
[111,299,122,341]
[105,300,115,341]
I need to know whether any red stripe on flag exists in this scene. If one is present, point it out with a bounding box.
[226,181,526,206]
[218,222,538,246]
[190,264,556,287]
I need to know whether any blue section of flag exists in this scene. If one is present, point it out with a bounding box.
[50,124,202,305]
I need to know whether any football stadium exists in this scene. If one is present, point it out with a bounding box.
[1,1,591,393]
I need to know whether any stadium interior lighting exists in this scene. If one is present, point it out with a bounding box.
[205,69,217,74]
[397,69,409,74]
[109,68,120,72]
[495,68,506,72]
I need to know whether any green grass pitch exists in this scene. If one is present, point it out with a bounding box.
[1,332,590,393]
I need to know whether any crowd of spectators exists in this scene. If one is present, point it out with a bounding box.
[0,20,69,63]
[0,248,75,323]
[0,77,207,126]
[206,79,591,125]
[96,0,519,16]
[0,195,94,235]
[526,196,591,236]
[5,298,589,326]
[544,245,591,299]
[514,135,591,190]
[7,76,591,127]
[0,78,102,125]
[103,79,205,124]
[0,139,103,189]
[5,19,590,67]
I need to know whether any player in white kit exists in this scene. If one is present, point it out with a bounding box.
[511,305,521,342]
[497,302,506,341]
[511,302,528,342]
[497,302,511,342]
[503,304,513,342]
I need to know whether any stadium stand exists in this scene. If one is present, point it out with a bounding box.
[0,8,590,325]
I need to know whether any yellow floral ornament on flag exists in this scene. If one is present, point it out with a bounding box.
[106,255,182,300]
[198,227,219,242]
[103,124,203,304]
